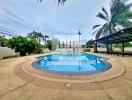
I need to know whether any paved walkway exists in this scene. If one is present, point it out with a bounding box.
[0,54,132,100]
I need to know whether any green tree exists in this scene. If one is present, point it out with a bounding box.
[0,35,7,47]
[114,42,132,51]
[46,40,52,50]
[7,36,43,56]
[28,38,42,54]
[44,35,49,44]
[7,36,29,56]
[86,40,94,48]
[51,38,60,51]
[27,31,45,44]
[93,0,132,39]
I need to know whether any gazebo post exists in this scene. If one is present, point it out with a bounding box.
[110,44,113,52]
[122,42,125,57]
[106,43,109,54]
[106,38,109,54]
[94,41,97,53]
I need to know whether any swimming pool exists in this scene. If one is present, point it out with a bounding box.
[33,53,111,74]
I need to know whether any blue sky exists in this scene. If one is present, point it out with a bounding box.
[0,0,110,41]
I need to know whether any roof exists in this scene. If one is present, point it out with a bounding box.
[95,27,132,44]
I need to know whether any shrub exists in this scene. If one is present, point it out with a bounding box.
[0,35,8,47]
[28,38,43,54]
[114,42,132,51]
[7,36,43,56]
[7,36,29,56]
[84,48,91,52]
[46,40,52,50]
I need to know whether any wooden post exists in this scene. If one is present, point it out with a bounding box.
[94,41,97,53]
[106,38,109,54]
[106,43,109,53]
[109,44,113,52]
[122,42,125,57]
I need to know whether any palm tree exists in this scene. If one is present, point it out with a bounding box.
[93,0,132,39]
[27,31,38,39]
[44,35,49,44]
[41,35,49,45]
[37,32,44,44]
[27,31,45,44]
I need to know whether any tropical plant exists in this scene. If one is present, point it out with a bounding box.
[0,35,7,47]
[114,42,132,51]
[51,38,60,51]
[93,0,132,39]
[43,35,49,44]
[7,36,29,56]
[28,38,43,54]
[27,31,45,44]
[86,40,94,48]
[46,40,52,50]
[46,39,60,50]
[7,36,43,56]
[84,48,91,52]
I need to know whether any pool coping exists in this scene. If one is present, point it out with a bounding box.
[14,53,125,84]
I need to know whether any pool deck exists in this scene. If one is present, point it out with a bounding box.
[0,53,132,100]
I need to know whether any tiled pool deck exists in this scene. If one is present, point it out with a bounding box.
[0,53,132,100]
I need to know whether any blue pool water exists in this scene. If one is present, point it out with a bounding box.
[33,53,111,74]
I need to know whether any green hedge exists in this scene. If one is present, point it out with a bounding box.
[84,48,91,52]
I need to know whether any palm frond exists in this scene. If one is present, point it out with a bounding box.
[94,0,132,39]
[126,3,132,8]
[92,29,99,35]
[38,0,66,5]
[100,23,110,37]
[94,23,109,39]
[124,12,132,19]
[110,23,117,33]
[96,13,109,21]
[116,19,132,28]
[92,24,101,29]
[102,7,109,17]
[95,27,104,39]
[111,0,132,23]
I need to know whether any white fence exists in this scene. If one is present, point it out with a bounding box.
[91,47,132,52]
[0,47,16,59]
